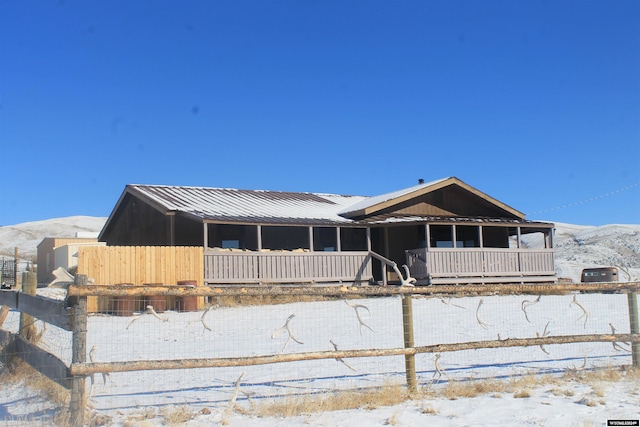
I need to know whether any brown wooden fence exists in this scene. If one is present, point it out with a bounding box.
[76,246,204,312]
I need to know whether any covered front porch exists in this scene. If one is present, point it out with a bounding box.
[202,219,556,286]
[379,220,556,285]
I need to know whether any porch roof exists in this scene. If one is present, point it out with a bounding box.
[362,214,554,230]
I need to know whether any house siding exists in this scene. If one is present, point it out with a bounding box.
[370,187,519,220]
[104,194,171,245]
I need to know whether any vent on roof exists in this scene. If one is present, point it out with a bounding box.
[418,178,425,184]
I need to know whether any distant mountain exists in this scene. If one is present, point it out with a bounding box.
[0,216,638,282]
[550,222,640,282]
[0,216,107,259]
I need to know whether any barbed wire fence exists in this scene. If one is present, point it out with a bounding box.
[1,280,639,426]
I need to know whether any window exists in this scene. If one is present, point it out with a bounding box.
[455,225,480,248]
[430,225,453,248]
[340,228,367,251]
[313,227,337,251]
[208,224,258,250]
[262,226,309,250]
[482,226,510,248]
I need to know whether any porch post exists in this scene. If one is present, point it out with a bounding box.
[168,213,175,246]
[516,227,522,274]
[203,222,208,249]
[452,225,457,248]
[383,227,389,257]
[336,227,342,251]
[366,227,371,251]
[309,227,314,252]
[424,224,430,249]
[257,225,262,250]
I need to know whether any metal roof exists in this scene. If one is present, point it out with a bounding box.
[105,179,548,231]
[127,184,368,225]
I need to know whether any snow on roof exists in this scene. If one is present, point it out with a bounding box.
[128,184,368,224]
[122,177,528,226]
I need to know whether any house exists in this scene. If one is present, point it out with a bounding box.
[97,177,556,286]
[36,236,104,284]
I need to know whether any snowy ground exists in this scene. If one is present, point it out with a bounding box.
[1,292,639,426]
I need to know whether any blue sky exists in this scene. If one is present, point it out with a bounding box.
[1,0,638,227]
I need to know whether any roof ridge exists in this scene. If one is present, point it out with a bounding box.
[129,183,363,198]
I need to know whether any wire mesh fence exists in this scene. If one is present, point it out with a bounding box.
[84,293,406,409]
[410,292,634,384]
[0,257,17,289]
[77,285,640,416]
[1,282,639,425]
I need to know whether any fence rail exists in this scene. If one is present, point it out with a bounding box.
[68,333,640,376]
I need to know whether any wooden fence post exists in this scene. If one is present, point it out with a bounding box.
[69,274,88,427]
[628,291,639,367]
[19,269,37,341]
[401,293,417,393]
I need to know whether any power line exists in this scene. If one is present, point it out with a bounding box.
[529,182,640,215]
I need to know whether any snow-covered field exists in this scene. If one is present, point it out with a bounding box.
[2,290,639,426]
[0,217,639,426]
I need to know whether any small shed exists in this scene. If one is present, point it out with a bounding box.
[36,237,102,284]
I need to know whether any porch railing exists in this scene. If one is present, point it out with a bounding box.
[406,248,556,285]
[204,250,373,285]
